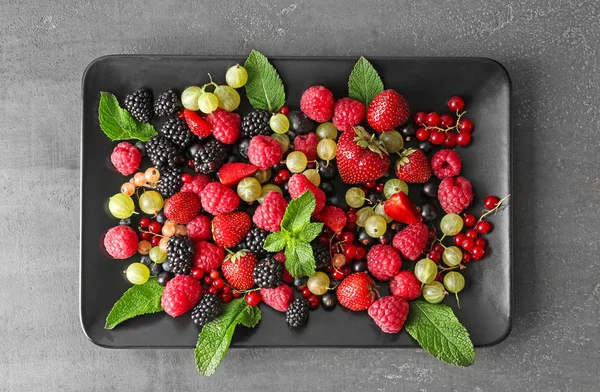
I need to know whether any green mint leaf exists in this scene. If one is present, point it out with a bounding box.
[348,57,384,107]
[244,50,286,112]
[299,222,324,243]
[404,300,475,367]
[195,298,261,377]
[284,239,316,278]
[105,278,164,329]
[98,91,157,142]
[280,191,316,233]
[263,231,289,252]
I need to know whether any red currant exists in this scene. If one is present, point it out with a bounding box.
[439,114,454,128]
[484,195,500,210]
[414,111,427,126]
[139,217,150,229]
[461,238,475,251]
[355,246,367,260]
[222,285,232,294]
[456,132,472,146]
[463,214,476,227]
[341,232,355,244]
[279,106,290,116]
[212,278,225,289]
[181,173,193,183]
[245,291,261,306]
[447,96,465,112]
[476,220,493,234]
[302,287,312,298]
[344,244,357,260]
[151,236,161,246]
[429,130,445,145]
[209,269,220,279]
[433,243,445,253]
[463,252,473,263]
[425,112,440,127]
[345,222,357,231]
[341,266,352,277]
[140,232,152,241]
[443,132,457,148]
[416,127,430,141]
[220,293,233,303]
[375,184,384,193]
[365,181,377,189]
[187,159,195,169]
[308,294,320,309]
[191,267,204,280]
[435,272,444,282]
[465,229,478,239]
[453,233,467,247]
[475,237,487,248]
[149,221,162,234]
[458,118,474,133]
[208,286,219,294]
[276,169,290,182]
[428,250,441,262]
[347,210,357,223]
[331,269,345,280]
[232,290,243,298]
[471,246,485,260]
[203,276,213,285]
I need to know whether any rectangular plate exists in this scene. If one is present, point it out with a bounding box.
[81,56,511,348]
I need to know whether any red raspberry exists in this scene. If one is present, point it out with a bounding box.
[186,214,212,241]
[260,284,294,312]
[430,149,462,179]
[390,271,422,301]
[194,240,225,271]
[103,225,138,259]
[110,142,141,176]
[248,136,284,170]
[300,85,334,122]
[366,244,402,281]
[288,173,326,214]
[206,108,240,145]
[392,223,428,261]
[181,174,211,198]
[161,275,203,317]
[273,251,286,263]
[293,132,318,160]
[200,182,240,216]
[163,192,201,224]
[253,192,288,232]
[438,176,474,214]
[332,98,365,132]
[367,296,409,333]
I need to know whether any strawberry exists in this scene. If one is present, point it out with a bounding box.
[212,211,251,248]
[367,89,410,132]
[221,250,257,290]
[336,272,377,311]
[384,191,422,225]
[336,126,390,184]
[314,205,346,234]
[218,162,258,187]
[183,109,212,137]
[163,192,201,224]
[395,148,432,183]
[287,174,326,214]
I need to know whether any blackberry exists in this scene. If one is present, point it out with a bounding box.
[244,226,269,257]
[146,135,183,170]
[241,110,271,138]
[191,294,220,329]
[286,298,309,327]
[156,167,183,197]
[160,116,196,149]
[124,89,153,123]
[193,139,227,174]
[166,235,195,275]
[312,242,330,270]
[154,89,182,117]
[253,257,284,288]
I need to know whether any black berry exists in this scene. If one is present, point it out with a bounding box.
[191,294,220,329]
[124,89,153,123]
[286,298,309,327]
[321,292,337,309]
[160,116,196,149]
[156,167,183,198]
[253,257,284,289]
[154,88,182,117]
[193,139,227,174]
[241,110,271,138]
[166,235,195,276]
[244,226,269,257]
[146,135,183,170]
[312,242,330,269]
[288,110,314,135]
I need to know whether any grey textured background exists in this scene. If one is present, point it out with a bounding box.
[1,0,598,391]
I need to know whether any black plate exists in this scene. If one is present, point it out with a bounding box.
[80,56,511,348]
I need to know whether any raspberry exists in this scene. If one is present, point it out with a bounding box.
[367,296,409,334]
[181,174,211,198]
[332,98,365,132]
[193,241,225,271]
[161,275,202,317]
[253,192,287,232]
[293,132,318,161]
[110,142,141,176]
[260,284,294,312]
[288,173,326,214]
[300,86,334,122]
[207,109,241,145]
[273,251,286,263]
[430,149,462,179]
[200,182,240,216]
[392,223,429,261]
[186,214,212,241]
[103,225,138,259]
[366,244,402,281]
[390,271,422,301]
[438,176,473,214]
[247,136,284,170]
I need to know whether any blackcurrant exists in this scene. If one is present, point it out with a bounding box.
[422,180,438,198]
[293,277,308,288]
[150,263,163,276]
[155,211,166,224]
[157,271,173,286]
[351,260,368,273]
[321,182,334,195]
[379,230,393,245]
[357,229,375,247]
[321,292,337,309]
[318,161,337,180]
[237,138,250,159]
[418,141,433,154]
[288,110,314,135]
[135,141,146,156]
[399,123,415,137]
[420,202,438,222]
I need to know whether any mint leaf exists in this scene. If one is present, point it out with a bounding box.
[263,231,289,252]
[195,298,261,377]
[244,50,286,112]
[404,300,475,367]
[348,57,384,106]
[280,191,316,233]
[105,278,164,329]
[299,222,324,243]
[98,91,157,142]
[284,239,316,278]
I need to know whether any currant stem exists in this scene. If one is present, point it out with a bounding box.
[478,194,511,222]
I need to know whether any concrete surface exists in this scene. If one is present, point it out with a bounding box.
[0,0,598,391]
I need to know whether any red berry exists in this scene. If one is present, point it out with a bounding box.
[433,243,445,253]
[463,252,473,263]
[149,221,162,234]
[203,276,213,285]
[414,111,427,126]
[302,287,312,298]
[248,136,284,170]
[438,176,473,214]
[472,246,485,260]
[277,169,290,182]
[212,278,225,289]
[375,183,385,193]
[191,267,204,280]
[140,232,152,241]
[476,220,493,234]
[425,112,440,127]
[367,244,402,281]
[300,86,334,122]
[355,246,367,260]
[139,217,150,229]
[368,296,409,333]
[245,291,262,306]
[165,192,202,224]
[222,285,232,294]
[429,130,445,145]
[367,90,410,132]
[463,214,476,227]
[181,173,193,183]
[389,271,422,301]
[151,236,161,246]
[187,159,195,169]
[233,291,243,298]
[428,250,441,262]
[461,238,475,251]
[443,132,457,148]
[308,294,320,309]
[208,286,219,294]
[466,229,478,239]
[333,98,365,132]
[331,269,345,280]
[161,275,202,317]
[484,195,500,210]
[439,114,454,128]
[475,237,488,248]
[111,142,142,176]
[279,106,290,115]
[221,293,233,303]
[431,149,462,179]
[253,192,288,232]
[456,132,472,146]
[365,181,377,189]
[453,233,467,247]
[458,118,474,133]
[209,269,220,279]
[447,96,465,112]
[344,244,357,260]
[415,127,430,141]
[341,232,355,243]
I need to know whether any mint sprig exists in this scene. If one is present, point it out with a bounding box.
[348,56,384,106]
[263,191,324,278]
[98,91,157,142]
[244,50,286,112]
[105,278,164,329]
[195,298,261,377]
[404,300,475,367]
